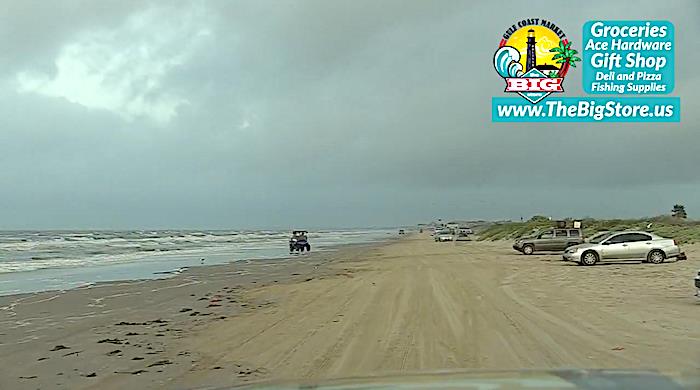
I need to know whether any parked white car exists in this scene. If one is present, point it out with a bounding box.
[563,231,686,266]
[434,230,454,242]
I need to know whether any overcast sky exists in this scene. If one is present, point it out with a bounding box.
[0,1,697,229]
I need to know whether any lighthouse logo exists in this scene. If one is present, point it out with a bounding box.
[494,19,580,104]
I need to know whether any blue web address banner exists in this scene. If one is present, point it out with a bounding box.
[492,97,680,122]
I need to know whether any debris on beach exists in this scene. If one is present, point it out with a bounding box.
[115,369,147,375]
[115,319,168,326]
[237,367,268,378]
[148,359,172,367]
[97,338,125,345]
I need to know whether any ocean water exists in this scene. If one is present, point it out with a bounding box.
[0,229,395,295]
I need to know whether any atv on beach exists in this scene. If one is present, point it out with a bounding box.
[289,230,311,253]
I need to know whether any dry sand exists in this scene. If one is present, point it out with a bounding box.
[1,234,698,389]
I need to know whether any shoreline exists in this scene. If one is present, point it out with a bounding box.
[0,234,396,299]
[0,238,393,301]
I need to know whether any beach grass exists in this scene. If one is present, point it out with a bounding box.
[477,215,700,244]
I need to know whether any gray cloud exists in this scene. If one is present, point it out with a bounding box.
[0,0,698,229]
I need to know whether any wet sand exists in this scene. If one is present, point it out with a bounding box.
[1,235,698,389]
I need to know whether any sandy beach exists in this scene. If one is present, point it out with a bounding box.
[1,234,698,389]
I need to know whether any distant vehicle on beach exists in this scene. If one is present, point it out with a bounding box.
[454,227,472,241]
[458,227,473,236]
[434,230,454,242]
[289,230,311,253]
[513,228,584,255]
[430,225,446,236]
[563,231,686,265]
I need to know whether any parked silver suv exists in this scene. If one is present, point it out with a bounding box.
[512,228,583,255]
[563,231,686,265]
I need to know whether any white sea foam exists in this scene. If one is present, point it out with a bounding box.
[0,229,394,294]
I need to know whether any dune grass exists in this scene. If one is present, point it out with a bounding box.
[477,216,700,244]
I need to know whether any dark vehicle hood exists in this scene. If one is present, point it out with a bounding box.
[224,369,697,389]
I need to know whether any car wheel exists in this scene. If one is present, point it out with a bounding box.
[522,245,534,255]
[581,250,598,266]
[647,249,665,264]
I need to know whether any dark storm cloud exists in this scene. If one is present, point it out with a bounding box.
[0,1,698,229]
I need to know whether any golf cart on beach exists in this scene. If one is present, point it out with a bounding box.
[289,230,311,253]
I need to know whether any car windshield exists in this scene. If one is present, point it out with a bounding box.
[590,232,614,243]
